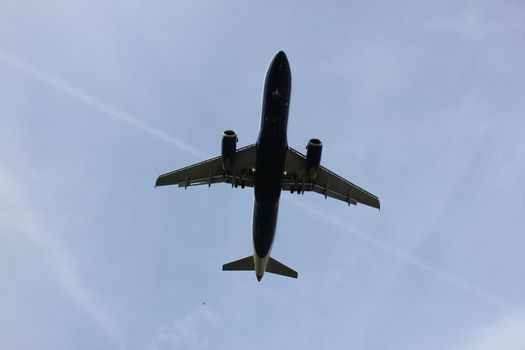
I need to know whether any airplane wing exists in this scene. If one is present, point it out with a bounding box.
[155,144,257,189]
[282,147,380,209]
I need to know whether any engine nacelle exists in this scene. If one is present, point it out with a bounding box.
[221,130,238,170]
[306,138,323,179]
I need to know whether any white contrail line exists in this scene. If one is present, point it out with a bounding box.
[0,50,209,160]
[284,197,511,310]
[0,50,510,310]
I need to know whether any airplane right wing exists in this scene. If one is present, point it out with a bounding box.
[155,144,257,189]
[283,147,380,209]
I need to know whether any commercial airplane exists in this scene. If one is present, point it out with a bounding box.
[155,51,379,281]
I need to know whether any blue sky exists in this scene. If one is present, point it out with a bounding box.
[1,1,525,349]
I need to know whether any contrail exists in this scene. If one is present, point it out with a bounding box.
[283,197,510,310]
[0,50,209,160]
[0,50,510,310]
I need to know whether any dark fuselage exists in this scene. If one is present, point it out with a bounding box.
[252,51,291,279]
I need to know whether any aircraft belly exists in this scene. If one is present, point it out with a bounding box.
[252,199,279,258]
[251,49,291,277]
[252,140,286,259]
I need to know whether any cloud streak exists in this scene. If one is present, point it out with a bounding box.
[0,168,126,349]
[452,311,525,350]
[153,305,218,349]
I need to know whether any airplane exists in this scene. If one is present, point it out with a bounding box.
[155,51,380,281]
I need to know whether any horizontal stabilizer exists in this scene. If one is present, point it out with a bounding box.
[222,256,254,271]
[266,257,298,279]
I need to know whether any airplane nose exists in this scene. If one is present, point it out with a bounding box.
[276,50,287,60]
[256,272,264,282]
[264,50,291,99]
[273,50,289,68]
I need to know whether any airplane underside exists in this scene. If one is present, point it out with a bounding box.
[155,51,380,281]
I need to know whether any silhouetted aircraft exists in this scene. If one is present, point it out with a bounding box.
[156,51,379,281]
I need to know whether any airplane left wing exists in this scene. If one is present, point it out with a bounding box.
[283,147,380,209]
[155,144,257,189]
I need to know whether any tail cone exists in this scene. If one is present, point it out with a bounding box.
[256,273,263,282]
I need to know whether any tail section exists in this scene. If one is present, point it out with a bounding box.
[222,255,298,280]
[266,257,298,279]
[222,256,254,271]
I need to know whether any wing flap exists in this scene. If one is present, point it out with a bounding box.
[155,144,257,188]
[283,147,380,209]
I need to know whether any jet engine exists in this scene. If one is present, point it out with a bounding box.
[222,130,238,170]
[306,138,323,179]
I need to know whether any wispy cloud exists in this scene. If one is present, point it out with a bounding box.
[0,167,126,349]
[452,311,525,350]
[152,305,218,350]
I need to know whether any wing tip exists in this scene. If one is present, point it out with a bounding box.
[155,175,171,187]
